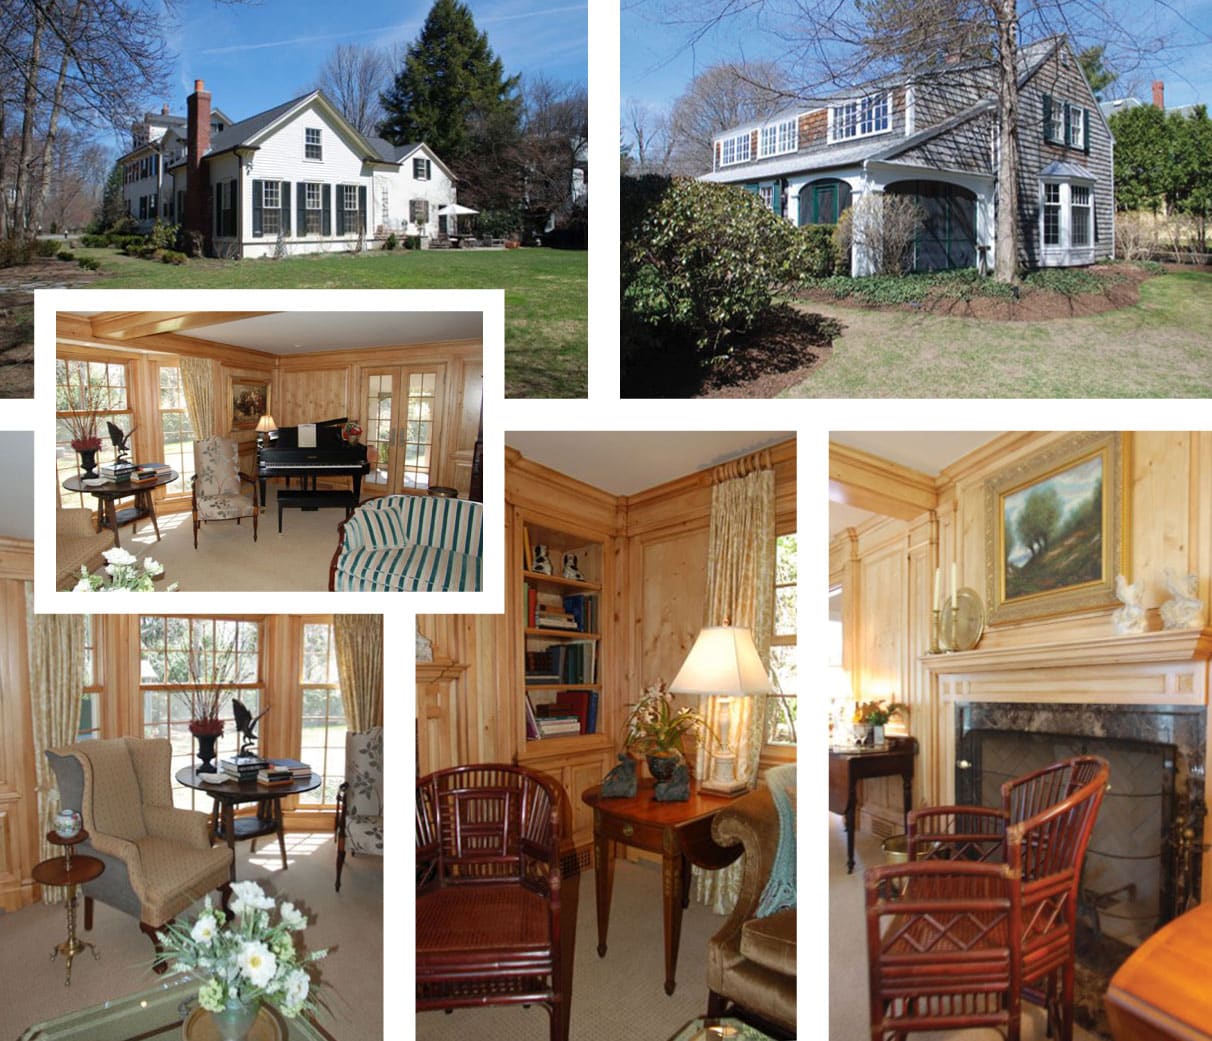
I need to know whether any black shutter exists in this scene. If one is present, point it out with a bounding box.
[232,181,239,238]
[322,184,331,236]
[1063,102,1071,146]
[297,183,307,235]
[1043,94,1052,142]
[281,182,291,237]
[1083,108,1091,154]
[426,159,432,180]
[252,179,263,237]
[359,185,367,233]
[215,185,222,235]
[336,188,345,235]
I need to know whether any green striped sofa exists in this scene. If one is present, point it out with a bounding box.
[329,494,482,592]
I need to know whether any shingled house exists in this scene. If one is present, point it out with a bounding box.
[701,36,1114,275]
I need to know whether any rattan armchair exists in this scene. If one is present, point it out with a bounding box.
[416,764,570,1041]
[866,756,1109,1041]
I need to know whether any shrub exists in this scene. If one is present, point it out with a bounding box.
[146,220,179,251]
[620,174,672,245]
[36,238,63,258]
[383,233,398,251]
[623,178,814,354]
[475,208,522,240]
[834,194,924,275]
[80,234,109,248]
[404,235,421,250]
[160,249,187,265]
[77,256,101,271]
[57,250,75,261]
[113,234,146,253]
[0,237,33,267]
[543,207,588,250]
[797,224,841,277]
[1023,268,1109,296]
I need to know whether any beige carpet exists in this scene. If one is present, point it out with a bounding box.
[416,858,728,1041]
[0,831,382,1041]
[107,486,349,592]
[829,817,1099,1041]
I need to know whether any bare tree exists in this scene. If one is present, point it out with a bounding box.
[624,98,674,174]
[666,61,784,174]
[315,43,391,138]
[647,0,1197,281]
[517,76,588,226]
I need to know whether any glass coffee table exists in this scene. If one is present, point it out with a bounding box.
[18,974,331,1040]
[668,1018,776,1041]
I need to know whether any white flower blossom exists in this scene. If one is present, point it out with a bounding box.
[143,557,164,576]
[279,901,307,931]
[281,968,309,1009]
[102,546,137,567]
[230,880,275,915]
[191,916,218,945]
[238,940,277,988]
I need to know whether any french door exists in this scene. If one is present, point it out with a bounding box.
[361,366,445,495]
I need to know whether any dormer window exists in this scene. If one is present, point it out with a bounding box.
[718,132,752,167]
[759,118,798,158]
[830,93,890,142]
[413,157,432,180]
[305,127,322,160]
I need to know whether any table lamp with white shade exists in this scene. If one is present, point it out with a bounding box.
[669,624,770,796]
[254,413,277,447]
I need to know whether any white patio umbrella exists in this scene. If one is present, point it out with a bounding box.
[437,203,479,236]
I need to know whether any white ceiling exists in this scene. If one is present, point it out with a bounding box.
[506,431,793,496]
[69,311,483,354]
[829,431,1003,535]
[0,433,34,539]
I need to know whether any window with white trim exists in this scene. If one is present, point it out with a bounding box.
[413,157,430,180]
[719,132,752,166]
[1070,185,1091,247]
[1068,107,1085,150]
[78,616,101,740]
[759,118,798,158]
[1041,180,1094,253]
[1043,182,1061,246]
[261,180,282,235]
[304,182,322,234]
[758,186,774,210]
[342,185,358,214]
[305,127,322,160]
[765,532,797,747]
[831,93,890,142]
[298,621,345,807]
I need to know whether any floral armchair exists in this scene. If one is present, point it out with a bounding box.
[191,436,258,549]
[335,726,383,891]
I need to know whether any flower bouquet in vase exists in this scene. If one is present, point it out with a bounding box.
[73,547,177,592]
[341,420,363,446]
[622,681,717,780]
[155,881,327,1041]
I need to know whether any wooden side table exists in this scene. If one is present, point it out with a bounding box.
[31,830,104,985]
[582,780,743,996]
[829,736,917,873]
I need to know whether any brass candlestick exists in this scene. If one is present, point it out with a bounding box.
[930,608,942,654]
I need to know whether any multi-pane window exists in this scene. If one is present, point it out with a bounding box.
[765,533,797,747]
[218,181,236,237]
[140,617,262,810]
[758,186,774,211]
[719,132,752,166]
[56,358,132,506]
[305,127,322,160]
[403,372,436,489]
[832,94,889,141]
[304,183,322,234]
[1043,182,1061,246]
[159,366,195,495]
[78,616,101,740]
[413,157,430,180]
[1068,107,1085,149]
[342,185,359,229]
[298,622,346,807]
[410,198,429,224]
[262,180,282,235]
[364,374,392,485]
[1071,185,1092,246]
[759,118,798,157]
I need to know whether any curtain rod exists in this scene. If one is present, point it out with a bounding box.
[711,447,773,484]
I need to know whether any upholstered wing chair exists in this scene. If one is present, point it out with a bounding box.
[191,436,258,549]
[46,738,233,966]
[335,726,383,891]
[56,498,112,588]
[705,762,797,1038]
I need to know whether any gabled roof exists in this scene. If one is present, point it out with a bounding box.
[365,139,457,182]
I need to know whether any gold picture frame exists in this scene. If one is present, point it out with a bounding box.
[229,377,270,430]
[984,432,1129,625]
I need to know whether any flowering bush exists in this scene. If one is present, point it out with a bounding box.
[156,881,327,1019]
[622,681,717,759]
[73,546,177,592]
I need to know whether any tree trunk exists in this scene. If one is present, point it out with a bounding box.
[31,3,81,236]
[14,3,46,236]
[993,0,1020,283]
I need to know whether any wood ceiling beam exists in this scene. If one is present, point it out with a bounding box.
[829,441,937,521]
[87,312,277,341]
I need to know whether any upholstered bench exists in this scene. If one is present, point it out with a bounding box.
[328,494,482,592]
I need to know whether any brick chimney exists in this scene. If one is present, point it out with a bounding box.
[185,79,212,246]
[1152,80,1165,109]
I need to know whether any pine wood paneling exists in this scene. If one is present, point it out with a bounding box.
[0,576,35,910]
[276,368,349,427]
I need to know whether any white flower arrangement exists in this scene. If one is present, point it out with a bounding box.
[156,881,327,1019]
[73,546,178,592]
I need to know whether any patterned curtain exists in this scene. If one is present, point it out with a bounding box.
[27,602,85,905]
[334,615,383,731]
[692,464,775,914]
[179,355,217,438]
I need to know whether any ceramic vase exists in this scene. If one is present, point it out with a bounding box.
[53,808,82,838]
[646,753,680,781]
[211,997,260,1041]
[872,724,886,747]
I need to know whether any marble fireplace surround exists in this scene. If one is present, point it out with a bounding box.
[922,627,1212,890]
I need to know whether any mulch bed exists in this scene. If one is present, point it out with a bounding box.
[797,264,1154,321]
[621,305,839,399]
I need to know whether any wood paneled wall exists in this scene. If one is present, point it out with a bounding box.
[0,543,34,911]
[831,431,1212,836]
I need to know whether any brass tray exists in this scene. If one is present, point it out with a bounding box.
[182,1006,284,1041]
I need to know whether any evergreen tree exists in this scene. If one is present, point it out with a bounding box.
[378,0,521,165]
[93,163,127,232]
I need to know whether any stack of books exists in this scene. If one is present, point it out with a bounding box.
[535,714,581,737]
[99,460,136,481]
[220,755,268,781]
[257,766,294,786]
[535,605,579,630]
[267,758,313,779]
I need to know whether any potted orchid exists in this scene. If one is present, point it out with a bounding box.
[72,546,178,592]
[622,681,717,780]
[155,881,327,1040]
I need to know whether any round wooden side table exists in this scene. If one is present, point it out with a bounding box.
[31,829,105,985]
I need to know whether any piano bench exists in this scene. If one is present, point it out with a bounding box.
[276,490,357,533]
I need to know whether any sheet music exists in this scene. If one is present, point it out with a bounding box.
[298,423,317,448]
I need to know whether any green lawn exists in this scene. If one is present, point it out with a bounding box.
[80,246,588,398]
[782,270,1212,397]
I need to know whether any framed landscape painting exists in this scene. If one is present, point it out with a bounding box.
[984,432,1129,624]
[230,378,270,430]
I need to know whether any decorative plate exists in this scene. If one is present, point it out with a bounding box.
[940,587,986,652]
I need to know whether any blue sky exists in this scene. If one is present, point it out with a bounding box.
[621,0,1212,118]
[147,0,586,127]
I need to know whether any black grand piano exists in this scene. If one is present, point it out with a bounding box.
[256,416,370,508]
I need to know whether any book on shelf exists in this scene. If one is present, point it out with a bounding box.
[562,594,597,632]
[524,694,540,740]
[555,689,595,734]
[536,715,582,736]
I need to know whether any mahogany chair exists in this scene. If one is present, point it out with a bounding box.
[416,764,570,1041]
[866,756,1109,1041]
